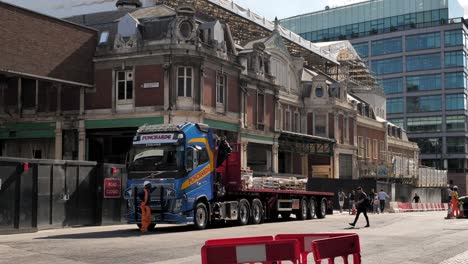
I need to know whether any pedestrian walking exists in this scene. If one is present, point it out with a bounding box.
[412,193,420,203]
[378,189,390,213]
[348,190,355,214]
[349,187,370,228]
[338,189,346,213]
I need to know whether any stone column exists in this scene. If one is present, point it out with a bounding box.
[163,64,170,111]
[79,87,85,116]
[55,121,63,160]
[241,141,248,169]
[272,143,279,173]
[78,120,86,161]
[56,84,62,116]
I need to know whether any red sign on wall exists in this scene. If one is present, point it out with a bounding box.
[104,178,121,199]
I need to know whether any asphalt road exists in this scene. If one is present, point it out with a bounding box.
[0,211,467,264]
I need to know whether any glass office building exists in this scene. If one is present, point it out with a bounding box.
[282,0,468,188]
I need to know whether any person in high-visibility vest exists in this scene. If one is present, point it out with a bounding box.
[451,186,460,218]
[140,181,152,233]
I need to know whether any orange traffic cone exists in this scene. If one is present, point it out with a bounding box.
[445,204,453,219]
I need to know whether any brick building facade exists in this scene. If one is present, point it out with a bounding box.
[0,1,419,180]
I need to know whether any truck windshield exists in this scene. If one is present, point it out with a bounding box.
[127,145,184,179]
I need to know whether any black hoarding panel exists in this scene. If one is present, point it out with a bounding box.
[18,166,34,230]
[101,164,126,225]
[37,164,52,228]
[65,164,79,226]
[76,165,97,226]
[0,162,19,230]
[51,164,66,227]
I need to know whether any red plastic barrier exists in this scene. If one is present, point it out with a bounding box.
[205,236,274,246]
[311,234,361,264]
[201,239,301,264]
[275,233,355,264]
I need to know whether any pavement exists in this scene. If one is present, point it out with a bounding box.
[0,211,467,264]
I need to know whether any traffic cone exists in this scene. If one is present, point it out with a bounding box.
[458,204,464,218]
[352,205,356,215]
[445,204,453,219]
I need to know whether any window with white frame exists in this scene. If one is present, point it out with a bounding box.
[116,70,133,102]
[294,112,300,132]
[373,139,378,159]
[380,140,385,160]
[177,67,193,97]
[257,93,265,124]
[366,138,371,158]
[358,136,364,158]
[216,72,226,104]
[285,110,291,131]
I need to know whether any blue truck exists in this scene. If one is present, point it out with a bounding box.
[124,122,333,230]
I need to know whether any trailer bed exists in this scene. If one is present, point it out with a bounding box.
[230,188,334,197]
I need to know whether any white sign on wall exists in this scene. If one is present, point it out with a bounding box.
[142,82,160,88]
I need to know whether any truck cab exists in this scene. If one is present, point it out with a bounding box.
[124,122,225,230]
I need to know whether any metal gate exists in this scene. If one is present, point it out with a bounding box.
[339,154,353,179]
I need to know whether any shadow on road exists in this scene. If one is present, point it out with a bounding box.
[34,217,325,240]
[34,225,195,240]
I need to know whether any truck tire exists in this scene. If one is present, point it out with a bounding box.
[295,198,308,220]
[238,199,250,226]
[316,198,327,219]
[194,202,209,230]
[250,199,263,224]
[308,198,316,219]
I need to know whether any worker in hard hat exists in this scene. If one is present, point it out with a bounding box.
[451,186,460,218]
[140,181,153,233]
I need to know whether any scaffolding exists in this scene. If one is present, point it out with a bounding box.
[155,0,338,73]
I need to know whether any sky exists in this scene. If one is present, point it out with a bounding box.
[1,0,468,20]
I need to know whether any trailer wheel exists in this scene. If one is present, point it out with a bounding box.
[194,202,209,230]
[296,198,308,220]
[250,199,263,224]
[238,199,250,226]
[316,198,327,219]
[308,198,316,219]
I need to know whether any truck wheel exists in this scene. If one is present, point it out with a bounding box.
[194,202,209,230]
[316,198,327,219]
[296,198,308,220]
[238,199,250,226]
[308,198,316,219]
[250,199,263,224]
